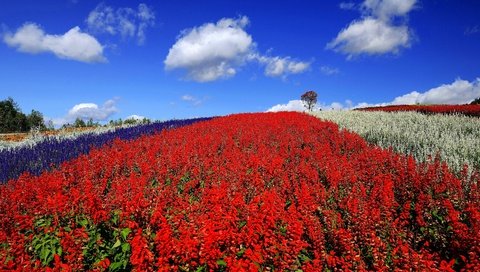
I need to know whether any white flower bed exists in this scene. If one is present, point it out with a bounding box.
[0,126,116,151]
[314,110,480,173]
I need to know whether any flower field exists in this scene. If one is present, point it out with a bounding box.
[357,104,480,117]
[0,118,210,183]
[314,110,480,174]
[1,112,479,271]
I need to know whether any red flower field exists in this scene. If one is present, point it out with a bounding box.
[357,104,480,117]
[1,112,479,271]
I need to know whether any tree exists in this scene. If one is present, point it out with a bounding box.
[0,97,29,133]
[27,110,46,131]
[73,118,86,128]
[471,97,480,105]
[301,90,318,111]
[86,118,99,127]
[46,120,55,131]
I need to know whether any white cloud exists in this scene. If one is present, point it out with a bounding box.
[268,78,480,112]
[391,78,480,105]
[465,25,480,35]
[181,94,204,106]
[86,3,155,45]
[164,16,310,82]
[164,16,253,82]
[339,2,356,10]
[351,78,480,107]
[3,23,105,63]
[267,100,306,112]
[52,99,118,126]
[328,0,416,58]
[267,99,352,112]
[362,0,416,20]
[256,55,310,77]
[327,17,410,57]
[126,114,146,120]
[320,65,340,75]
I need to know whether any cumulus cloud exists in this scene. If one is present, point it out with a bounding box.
[164,16,310,82]
[352,78,480,107]
[52,99,118,126]
[267,99,352,112]
[320,65,340,75]
[327,18,410,57]
[267,100,306,112]
[67,99,117,120]
[181,95,204,106]
[268,78,480,113]
[256,55,310,78]
[362,0,416,20]
[3,23,105,63]
[328,0,416,58]
[86,3,155,44]
[391,78,480,105]
[339,2,356,10]
[126,114,146,120]
[164,16,253,82]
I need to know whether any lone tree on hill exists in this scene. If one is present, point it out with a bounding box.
[471,97,480,105]
[301,90,318,111]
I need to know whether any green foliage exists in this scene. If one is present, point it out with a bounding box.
[74,118,86,128]
[27,110,47,131]
[29,217,62,267]
[0,97,28,133]
[0,97,46,133]
[79,213,132,271]
[471,97,480,105]
[86,118,100,127]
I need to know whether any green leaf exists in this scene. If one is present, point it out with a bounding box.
[238,220,247,229]
[109,261,123,271]
[217,259,227,266]
[78,218,89,227]
[41,248,51,264]
[121,242,130,253]
[112,239,121,249]
[196,265,207,272]
[236,247,246,257]
[121,228,131,240]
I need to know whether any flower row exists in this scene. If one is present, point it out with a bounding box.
[314,110,480,174]
[0,117,211,183]
[357,104,480,117]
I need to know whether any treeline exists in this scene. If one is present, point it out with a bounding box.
[1,98,153,133]
[0,98,47,133]
[61,117,151,129]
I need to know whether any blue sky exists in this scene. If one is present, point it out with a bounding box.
[1,0,479,124]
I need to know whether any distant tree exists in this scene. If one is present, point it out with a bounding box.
[124,118,138,125]
[108,118,123,127]
[86,118,100,127]
[27,110,46,131]
[46,120,55,131]
[301,90,318,111]
[73,118,86,128]
[61,123,72,130]
[471,97,480,105]
[0,97,30,133]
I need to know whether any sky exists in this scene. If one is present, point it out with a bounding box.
[1,0,479,125]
